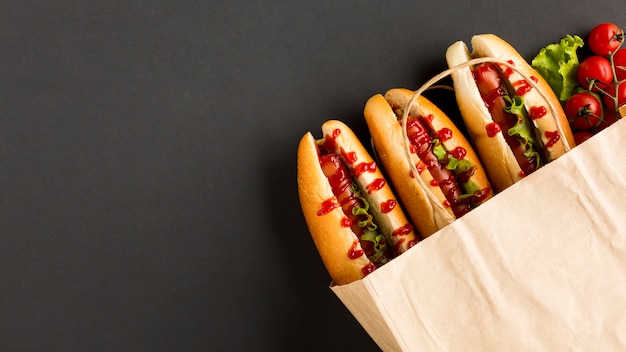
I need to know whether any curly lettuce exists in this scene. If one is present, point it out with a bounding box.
[504,95,542,169]
[351,183,377,232]
[432,142,482,200]
[350,183,389,265]
[531,34,584,102]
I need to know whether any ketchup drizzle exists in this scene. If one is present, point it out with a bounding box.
[392,223,414,237]
[321,130,339,153]
[393,238,406,254]
[512,76,538,96]
[529,106,547,120]
[381,199,396,213]
[341,148,358,164]
[348,240,365,259]
[486,122,501,137]
[437,127,453,141]
[482,87,506,110]
[415,161,426,174]
[544,130,560,148]
[353,161,377,177]
[450,146,467,160]
[366,178,386,194]
[512,80,531,96]
[406,116,471,217]
[361,263,377,276]
[318,198,339,216]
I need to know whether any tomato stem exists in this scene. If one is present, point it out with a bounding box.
[607,31,624,120]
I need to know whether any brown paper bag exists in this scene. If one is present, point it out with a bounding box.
[332,118,626,351]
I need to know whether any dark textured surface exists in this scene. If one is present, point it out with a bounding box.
[1,1,624,350]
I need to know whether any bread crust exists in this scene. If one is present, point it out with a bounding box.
[364,89,493,237]
[297,120,418,285]
[446,34,575,192]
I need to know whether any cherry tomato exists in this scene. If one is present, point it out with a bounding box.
[596,111,617,132]
[573,131,594,145]
[564,92,603,130]
[577,56,614,91]
[588,22,624,56]
[602,81,626,110]
[613,48,626,81]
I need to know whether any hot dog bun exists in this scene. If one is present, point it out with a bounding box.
[364,88,493,238]
[297,120,418,285]
[298,131,372,285]
[446,34,575,192]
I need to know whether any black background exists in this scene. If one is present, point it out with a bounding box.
[1,1,624,351]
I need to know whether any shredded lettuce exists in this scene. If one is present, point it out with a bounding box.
[450,159,482,200]
[461,180,482,199]
[433,142,447,161]
[432,141,483,202]
[445,157,472,173]
[531,34,584,102]
[361,231,390,265]
[349,183,388,264]
[504,96,542,169]
[351,184,377,231]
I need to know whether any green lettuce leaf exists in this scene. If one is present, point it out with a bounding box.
[432,140,446,160]
[504,96,542,169]
[461,180,481,198]
[531,34,584,102]
[432,140,471,172]
[432,140,484,202]
[350,183,388,264]
[446,157,473,173]
[361,230,390,265]
[351,184,377,232]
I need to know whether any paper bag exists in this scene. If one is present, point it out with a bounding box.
[332,118,626,351]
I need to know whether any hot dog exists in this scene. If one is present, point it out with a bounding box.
[445,34,576,192]
[364,88,494,238]
[297,119,419,285]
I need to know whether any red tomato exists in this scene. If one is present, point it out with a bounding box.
[613,48,626,81]
[573,131,594,145]
[564,92,604,130]
[602,81,626,110]
[577,56,614,91]
[596,111,617,132]
[588,22,624,56]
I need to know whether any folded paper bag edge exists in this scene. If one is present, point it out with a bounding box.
[331,279,408,352]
